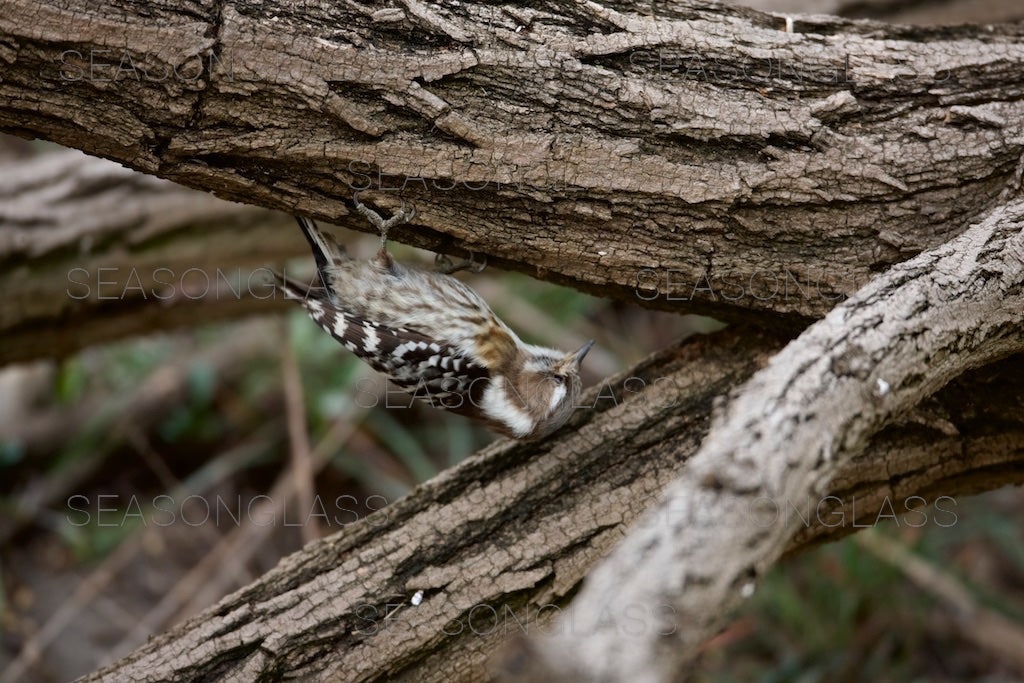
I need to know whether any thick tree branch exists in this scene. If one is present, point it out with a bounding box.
[525,198,1024,681]
[2,1,1023,322]
[75,325,1024,682]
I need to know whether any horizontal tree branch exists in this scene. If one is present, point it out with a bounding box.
[2,1,1023,322]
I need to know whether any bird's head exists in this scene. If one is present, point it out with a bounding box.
[511,340,594,440]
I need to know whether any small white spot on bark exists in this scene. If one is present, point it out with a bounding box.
[411,590,424,606]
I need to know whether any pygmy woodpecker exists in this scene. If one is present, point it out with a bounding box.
[274,195,593,440]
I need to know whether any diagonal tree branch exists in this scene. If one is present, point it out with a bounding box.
[523,197,1024,682]
[72,324,1024,682]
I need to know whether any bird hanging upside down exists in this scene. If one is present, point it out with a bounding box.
[274,194,593,440]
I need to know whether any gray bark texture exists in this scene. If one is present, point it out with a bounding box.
[76,330,1024,682]
[1,0,1023,680]
[526,197,1024,682]
[1,0,1022,322]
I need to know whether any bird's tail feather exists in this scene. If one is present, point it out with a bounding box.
[296,216,349,290]
[272,270,318,302]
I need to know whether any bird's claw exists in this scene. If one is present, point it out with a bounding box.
[352,191,416,246]
[435,250,487,274]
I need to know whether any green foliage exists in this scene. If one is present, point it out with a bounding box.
[55,358,87,403]
[704,508,1024,681]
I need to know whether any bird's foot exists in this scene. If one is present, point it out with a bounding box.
[435,250,487,274]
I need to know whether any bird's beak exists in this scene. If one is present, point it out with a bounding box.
[566,340,595,367]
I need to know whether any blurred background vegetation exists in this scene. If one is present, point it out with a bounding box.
[2,137,1024,683]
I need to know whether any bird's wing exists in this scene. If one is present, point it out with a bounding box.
[284,284,491,411]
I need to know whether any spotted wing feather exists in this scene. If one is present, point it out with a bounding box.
[276,274,490,413]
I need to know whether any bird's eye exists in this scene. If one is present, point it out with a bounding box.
[551,375,565,385]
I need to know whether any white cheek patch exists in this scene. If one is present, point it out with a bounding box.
[481,378,533,438]
[548,383,566,414]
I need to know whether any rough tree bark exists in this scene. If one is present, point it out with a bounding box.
[2,0,1023,322]
[77,329,1024,682]
[2,0,1023,681]
[526,196,1024,682]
